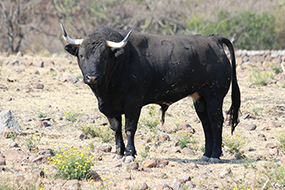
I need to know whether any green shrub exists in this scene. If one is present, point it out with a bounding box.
[49,146,94,180]
[186,10,278,50]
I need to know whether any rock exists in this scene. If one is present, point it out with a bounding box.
[61,74,79,84]
[6,59,23,66]
[156,159,169,167]
[138,182,149,190]
[181,147,194,155]
[2,127,17,139]
[188,162,199,169]
[258,134,267,141]
[78,133,87,140]
[0,110,21,134]
[14,174,25,186]
[219,168,232,178]
[124,155,135,163]
[280,155,285,164]
[14,66,25,73]
[0,156,6,165]
[123,173,131,180]
[248,147,256,152]
[178,122,191,130]
[33,70,40,75]
[264,121,281,128]
[33,83,44,89]
[110,161,122,168]
[245,124,257,131]
[8,141,19,148]
[157,182,172,190]
[126,162,139,170]
[90,170,101,181]
[32,169,45,178]
[159,133,170,141]
[38,149,55,158]
[31,155,44,163]
[62,179,80,190]
[98,145,112,152]
[4,149,30,160]
[36,61,44,68]
[234,152,245,159]
[142,159,157,168]
[171,178,182,189]
[265,143,277,149]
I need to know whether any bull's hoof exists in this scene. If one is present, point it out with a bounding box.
[208,157,221,164]
[123,155,135,163]
[200,155,210,162]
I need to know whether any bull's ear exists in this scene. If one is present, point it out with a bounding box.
[65,44,79,56]
[112,48,124,58]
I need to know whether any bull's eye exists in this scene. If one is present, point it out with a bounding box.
[80,54,84,60]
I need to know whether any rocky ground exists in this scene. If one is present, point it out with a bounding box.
[0,51,285,190]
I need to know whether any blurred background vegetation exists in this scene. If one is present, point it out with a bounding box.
[1,0,285,54]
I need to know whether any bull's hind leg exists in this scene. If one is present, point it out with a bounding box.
[194,97,213,161]
[205,97,224,163]
[108,116,125,157]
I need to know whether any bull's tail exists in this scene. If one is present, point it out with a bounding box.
[220,37,241,134]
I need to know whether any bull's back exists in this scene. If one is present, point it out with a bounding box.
[129,33,232,104]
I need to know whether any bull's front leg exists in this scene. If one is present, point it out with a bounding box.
[124,106,141,162]
[107,116,125,157]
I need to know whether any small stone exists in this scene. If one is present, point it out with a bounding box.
[111,161,122,168]
[0,157,6,165]
[245,124,257,131]
[32,169,45,178]
[138,182,149,190]
[98,145,112,152]
[78,133,87,140]
[126,162,139,170]
[280,155,285,164]
[124,155,135,163]
[181,147,194,155]
[14,66,25,73]
[157,182,171,190]
[266,143,277,149]
[33,83,44,89]
[219,168,232,178]
[2,127,17,139]
[258,134,267,141]
[188,162,199,169]
[181,175,191,182]
[123,173,131,180]
[62,179,80,190]
[142,159,157,168]
[265,121,281,128]
[171,178,182,189]
[90,170,101,181]
[248,147,256,151]
[33,70,40,75]
[8,141,18,148]
[159,133,170,141]
[156,159,169,167]
[31,155,44,163]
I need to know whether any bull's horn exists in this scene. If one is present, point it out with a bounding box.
[106,30,133,48]
[60,23,83,45]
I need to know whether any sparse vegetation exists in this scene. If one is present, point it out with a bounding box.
[250,70,273,86]
[48,145,94,180]
[223,134,245,154]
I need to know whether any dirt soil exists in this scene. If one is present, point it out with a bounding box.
[0,53,285,190]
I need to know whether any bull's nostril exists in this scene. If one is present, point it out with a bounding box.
[86,75,98,84]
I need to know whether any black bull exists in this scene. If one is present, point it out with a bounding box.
[60,24,241,163]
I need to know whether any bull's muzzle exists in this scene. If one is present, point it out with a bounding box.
[86,75,99,85]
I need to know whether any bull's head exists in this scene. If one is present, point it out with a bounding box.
[60,23,132,85]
